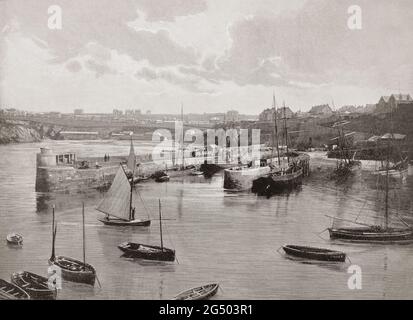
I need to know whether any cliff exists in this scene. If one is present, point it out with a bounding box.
[0,118,62,144]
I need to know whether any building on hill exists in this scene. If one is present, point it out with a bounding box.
[225,110,239,122]
[376,93,412,113]
[259,106,294,122]
[338,105,357,114]
[309,104,333,116]
[364,104,376,113]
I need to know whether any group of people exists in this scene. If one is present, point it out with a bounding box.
[104,154,111,162]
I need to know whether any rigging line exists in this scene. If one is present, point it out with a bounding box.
[134,187,152,219]
[355,198,369,223]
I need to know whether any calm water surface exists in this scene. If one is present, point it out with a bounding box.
[0,140,413,299]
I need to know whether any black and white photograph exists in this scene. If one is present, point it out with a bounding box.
[1,0,413,306]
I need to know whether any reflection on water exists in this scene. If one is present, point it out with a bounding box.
[0,141,413,299]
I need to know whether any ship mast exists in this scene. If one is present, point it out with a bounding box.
[159,199,164,251]
[180,104,185,170]
[283,101,290,163]
[82,202,86,270]
[273,92,281,165]
[129,135,134,221]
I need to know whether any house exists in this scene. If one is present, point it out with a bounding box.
[258,106,294,122]
[375,93,412,113]
[364,104,376,113]
[225,110,239,122]
[309,104,333,116]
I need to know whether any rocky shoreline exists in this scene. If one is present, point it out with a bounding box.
[0,118,61,144]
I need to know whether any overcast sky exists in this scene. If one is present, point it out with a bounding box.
[1,0,412,114]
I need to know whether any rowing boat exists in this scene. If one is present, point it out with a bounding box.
[0,279,30,300]
[173,283,219,300]
[282,245,346,262]
[6,233,23,246]
[11,271,57,300]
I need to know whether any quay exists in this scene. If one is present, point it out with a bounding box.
[35,145,275,193]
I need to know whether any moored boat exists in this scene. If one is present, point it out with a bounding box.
[6,233,23,246]
[327,119,413,244]
[282,245,346,262]
[11,271,57,300]
[49,255,96,286]
[0,279,30,300]
[190,169,204,176]
[328,226,413,243]
[224,164,271,191]
[118,242,175,261]
[155,175,170,183]
[98,217,151,227]
[118,199,175,262]
[49,205,97,286]
[173,283,219,300]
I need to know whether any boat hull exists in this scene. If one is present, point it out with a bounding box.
[282,245,346,262]
[155,175,170,182]
[224,166,271,191]
[252,168,303,194]
[328,227,413,243]
[0,279,30,300]
[118,242,175,262]
[49,256,96,286]
[174,283,219,300]
[98,218,151,227]
[11,271,57,300]
[6,233,23,246]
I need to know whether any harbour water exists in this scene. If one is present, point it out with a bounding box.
[1,140,413,299]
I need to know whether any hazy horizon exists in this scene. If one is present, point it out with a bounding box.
[1,0,412,114]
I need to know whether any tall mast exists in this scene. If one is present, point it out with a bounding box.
[120,163,133,221]
[51,205,56,261]
[181,103,185,170]
[384,138,390,230]
[283,101,289,163]
[273,92,281,165]
[82,202,86,270]
[159,199,164,251]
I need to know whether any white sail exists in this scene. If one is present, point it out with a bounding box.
[97,167,131,221]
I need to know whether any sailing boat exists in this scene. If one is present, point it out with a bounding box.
[96,136,151,226]
[49,204,97,286]
[373,133,409,177]
[223,93,278,191]
[328,130,413,243]
[118,199,176,262]
[329,121,361,179]
[253,101,307,193]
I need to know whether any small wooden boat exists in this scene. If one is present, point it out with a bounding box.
[49,205,97,286]
[6,233,23,245]
[282,245,346,262]
[11,271,57,300]
[0,279,30,300]
[98,217,150,227]
[155,175,170,183]
[49,256,96,286]
[328,227,413,243]
[173,283,219,300]
[118,199,175,262]
[190,169,204,176]
[118,242,175,261]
